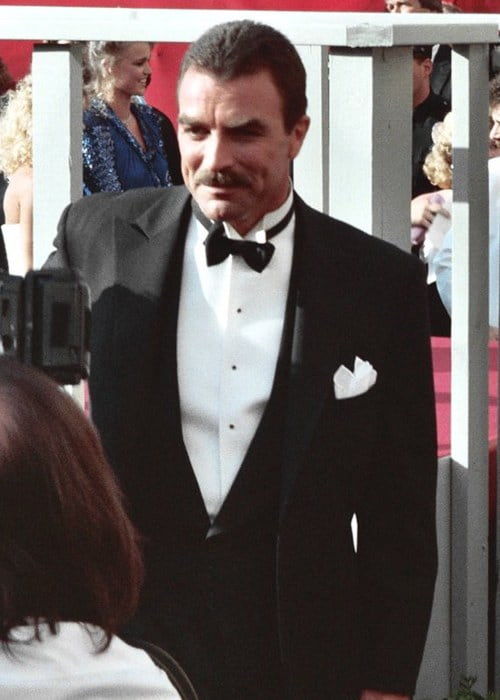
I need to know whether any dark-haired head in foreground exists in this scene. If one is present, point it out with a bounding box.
[0,358,143,649]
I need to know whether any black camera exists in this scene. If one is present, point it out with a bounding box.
[0,269,90,385]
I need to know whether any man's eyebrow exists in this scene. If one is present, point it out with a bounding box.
[228,118,267,132]
[178,115,199,126]
[177,115,267,131]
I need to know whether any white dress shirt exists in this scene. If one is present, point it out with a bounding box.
[177,189,295,522]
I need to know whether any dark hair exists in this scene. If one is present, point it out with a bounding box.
[413,46,433,60]
[178,20,307,133]
[0,57,15,98]
[490,73,500,111]
[419,0,443,10]
[0,358,143,649]
[385,0,442,11]
[442,1,462,12]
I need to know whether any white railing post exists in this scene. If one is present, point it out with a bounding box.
[32,42,82,267]
[294,45,330,214]
[329,45,412,245]
[450,42,490,694]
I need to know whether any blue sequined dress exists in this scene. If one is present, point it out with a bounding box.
[82,98,174,195]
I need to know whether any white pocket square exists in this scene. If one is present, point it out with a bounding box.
[333,356,377,400]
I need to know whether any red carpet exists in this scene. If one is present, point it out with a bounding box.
[432,336,498,458]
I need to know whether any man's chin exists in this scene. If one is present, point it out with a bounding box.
[196,195,239,223]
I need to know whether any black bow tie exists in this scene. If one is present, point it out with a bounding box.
[192,202,294,273]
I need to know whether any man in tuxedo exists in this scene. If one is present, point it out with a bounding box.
[45,20,437,700]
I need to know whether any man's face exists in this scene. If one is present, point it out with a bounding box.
[177,67,309,236]
[412,57,432,107]
[490,104,500,158]
[385,0,424,11]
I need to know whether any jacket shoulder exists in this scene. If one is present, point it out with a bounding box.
[295,195,421,276]
[66,185,189,220]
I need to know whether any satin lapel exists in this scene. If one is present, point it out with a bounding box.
[279,197,355,520]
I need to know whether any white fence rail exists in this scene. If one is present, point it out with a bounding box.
[0,7,499,696]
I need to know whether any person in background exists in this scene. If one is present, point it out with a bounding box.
[0,74,33,275]
[442,1,462,12]
[410,42,450,333]
[385,0,442,10]
[82,41,182,195]
[45,20,437,700]
[412,45,450,198]
[385,0,451,103]
[412,113,453,335]
[0,357,181,698]
[490,76,500,158]
[432,76,500,336]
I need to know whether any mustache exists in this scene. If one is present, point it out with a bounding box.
[194,170,251,188]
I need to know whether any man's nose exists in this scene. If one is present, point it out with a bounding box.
[491,123,500,141]
[203,135,234,171]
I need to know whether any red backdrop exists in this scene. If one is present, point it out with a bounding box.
[0,0,496,118]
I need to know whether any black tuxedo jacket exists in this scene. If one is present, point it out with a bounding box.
[46,185,437,697]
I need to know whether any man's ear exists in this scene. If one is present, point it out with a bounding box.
[289,115,310,160]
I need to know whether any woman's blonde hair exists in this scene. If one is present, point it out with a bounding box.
[83,41,154,103]
[423,111,453,190]
[0,74,32,176]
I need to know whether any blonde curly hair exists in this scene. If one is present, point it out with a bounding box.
[0,74,32,176]
[423,111,453,190]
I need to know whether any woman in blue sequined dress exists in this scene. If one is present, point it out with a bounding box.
[82,41,182,195]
